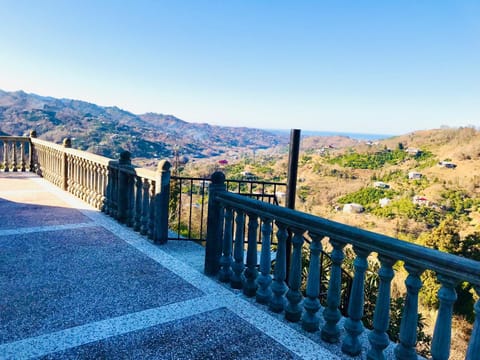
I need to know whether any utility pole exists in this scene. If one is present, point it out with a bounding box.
[285,129,301,276]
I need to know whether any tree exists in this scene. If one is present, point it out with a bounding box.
[419,216,477,320]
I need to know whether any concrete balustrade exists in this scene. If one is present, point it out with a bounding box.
[1,133,171,245]
[3,134,480,359]
[0,136,31,172]
[205,171,480,360]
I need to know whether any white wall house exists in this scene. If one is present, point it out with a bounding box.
[343,203,365,213]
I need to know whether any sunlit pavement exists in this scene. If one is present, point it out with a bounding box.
[0,172,339,360]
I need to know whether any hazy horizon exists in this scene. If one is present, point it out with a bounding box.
[1,0,478,136]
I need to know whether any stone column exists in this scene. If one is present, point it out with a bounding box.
[153,160,171,244]
[117,151,132,224]
[204,171,226,276]
[62,138,71,191]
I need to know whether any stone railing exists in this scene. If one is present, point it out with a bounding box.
[205,172,480,360]
[0,134,34,172]
[1,134,171,244]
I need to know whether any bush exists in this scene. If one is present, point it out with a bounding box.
[338,187,395,207]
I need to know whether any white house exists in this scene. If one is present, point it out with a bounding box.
[413,195,429,206]
[438,161,457,169]
[379,198,391,207]
[408,171,422,180]
[406,148,421,156]
[374,181,390,189]
[343,203,365,214]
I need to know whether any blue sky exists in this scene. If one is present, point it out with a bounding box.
[1,1,479,134]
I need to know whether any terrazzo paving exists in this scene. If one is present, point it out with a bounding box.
[0,172,339,359]
[38,308,302,360]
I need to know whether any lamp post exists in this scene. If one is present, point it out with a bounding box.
[173,144,180,176]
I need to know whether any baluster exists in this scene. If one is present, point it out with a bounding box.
[56,149,61,186]
[134,176,143,231]
[66,155,72,193]
[88,161,95,205]
[243,213,259,297]
[3,141,9,172]
[105,166,114,215]
[87,161,94,203]
[77,157,82,196]
[285,228,305,322]
[20,141,26,171]
[394,264,424,360]
[230,210,245,289]
[219,207,233,282]
[12,141,17,172]
[342,247,371,356]
[126,174,135,227]
[431,275,458,360]
[367,256,396,360]
[269,223,288,313]
[82,159,88,200]
[95,164,102,208]
[98,165,107,212]
[467,286,480,360]
[256,218,273,304]
[92,162,99,206]
[80,159,86,199]
[148,179,155,239]
[140,179,150,235]
[321,239,346,343]
[301,232,323,332]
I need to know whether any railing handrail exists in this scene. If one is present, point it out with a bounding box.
[171,175,286,187]
[215,191,480,285]
[0,135,29,142]
[30,137,159,181]
[31,138,113,167]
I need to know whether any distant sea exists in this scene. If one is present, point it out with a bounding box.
[267,129,395,141]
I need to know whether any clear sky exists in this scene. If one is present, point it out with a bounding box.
[1,1,479,135]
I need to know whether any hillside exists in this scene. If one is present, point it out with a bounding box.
[0,90,287,162]
[184,126,480,238]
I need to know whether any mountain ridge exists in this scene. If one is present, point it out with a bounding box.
[0,89,287,161]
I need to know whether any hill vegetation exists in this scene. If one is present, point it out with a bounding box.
[0,89,287,162]
[2,89,478,357]
[182,126,480,358]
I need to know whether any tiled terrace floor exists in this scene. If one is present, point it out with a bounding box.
[0,172,344,360]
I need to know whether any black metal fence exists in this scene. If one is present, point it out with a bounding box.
[168,176,287,241]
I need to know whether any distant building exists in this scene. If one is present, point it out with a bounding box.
[413,195,429,206]
[343,203,365,214]
[241,171,257,180]
[374,181,390,189]
[406,148,421,156]
[438,161,457,169]
[379,198,391,207]
[408,171,422,180]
